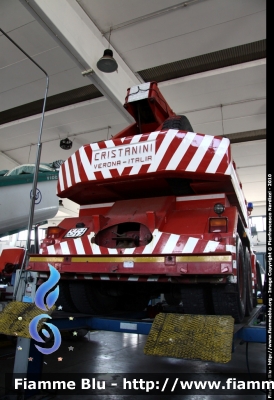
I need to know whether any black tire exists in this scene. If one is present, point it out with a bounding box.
[56,281,79,313]
[162,115,194,132]
[244,248,253,316]
[117,293,150,312]
[212,235,247,323]
[86,282,118,314]
[181,285,214,315]
[164,288,182,306]
[69,282,96,314]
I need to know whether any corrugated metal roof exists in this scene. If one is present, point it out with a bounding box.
[226,129,266,144]
[0,85,102,125]
[138,40,266,82]
[0,40,265,127]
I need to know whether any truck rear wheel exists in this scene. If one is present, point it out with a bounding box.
[164,287,182,306]
[56,281,79,313]
[86,282,118,314]
[181,285,213,315]
[212,235,247,323]
[69,282,96,314]
[69,281,118,314]
[117,293,150,312]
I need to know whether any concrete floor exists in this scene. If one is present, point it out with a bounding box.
[0,317,267,400]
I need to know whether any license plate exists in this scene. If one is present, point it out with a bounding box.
[123,261,134,268]
[64,228,88,238]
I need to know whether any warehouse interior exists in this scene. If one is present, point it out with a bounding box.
[0,1,267,398]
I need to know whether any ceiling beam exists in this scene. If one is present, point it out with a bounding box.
[19,0,139,123]
[101,0,203,34]
[0,151,20,168]
[159,59,266,88]
[227,129,266,143]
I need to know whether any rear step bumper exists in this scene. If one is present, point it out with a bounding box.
[29,254,234,282]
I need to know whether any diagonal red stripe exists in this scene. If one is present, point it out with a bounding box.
[52,243,62,255]
[216,139,231,174]
[81,235,93,254]
[157,133,182,171]
[98,141,107,149]
[84,144,92,163]
[109,168,120,178]
[155,132,165,153]
[61,163,68,191]
[76,149,87,182]
[68,157,76,187]
[94,171,104,180]
[194,136,215,173]
[65,239,77,255]
[176,134,203,171]
[121,166,133,176]
[150,232,170,253]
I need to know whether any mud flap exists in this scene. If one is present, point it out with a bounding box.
[144,313,234,363]
[0,301,55,337]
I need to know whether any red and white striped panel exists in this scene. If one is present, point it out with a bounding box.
[38,273,179,282]
[38,273,228,283]
[57,130,231,195]
[40,229,236,256]
[229,163,249,225]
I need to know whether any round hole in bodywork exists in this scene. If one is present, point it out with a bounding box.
[94,222,152,249]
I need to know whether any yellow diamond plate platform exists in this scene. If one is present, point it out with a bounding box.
[0,301,55,338]
[144,313,234,363]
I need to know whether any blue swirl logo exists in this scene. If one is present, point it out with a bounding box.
[29,264,62,354]
[35,265,60,311]
[30,188,42,204]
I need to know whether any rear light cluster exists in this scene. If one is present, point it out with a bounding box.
[46,226,65,239]
[209,218,227,233]
[41,226,65,247]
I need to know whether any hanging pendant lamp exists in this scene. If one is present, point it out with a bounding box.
[97,49,118,73]
[97,27,118,73]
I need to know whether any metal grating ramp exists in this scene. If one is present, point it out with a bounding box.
[144,313,234,363]
[0,301,55,338]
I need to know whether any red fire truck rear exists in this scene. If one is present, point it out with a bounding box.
[27,81,260,323]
